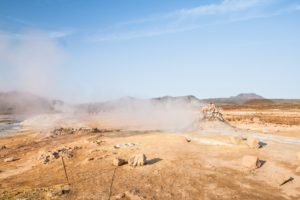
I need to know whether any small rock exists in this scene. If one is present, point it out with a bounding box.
[94,140,104,145]
[112,193,125,200]
[114,143,136,149]
[125,190,144,200]
[185,137,191,143]
[88,157,94,161]
[51,188,63,196]
[230,136,243,144]
[51,185,71,196]
[247,138,261,149]
[128,153,146,167]
[113,158,127,166]
[89,148,100,153]
[127,143,135,147]
[242,155,262,170]
[61,184,71,194]
[0,145,7,150]
[4,157,18,162]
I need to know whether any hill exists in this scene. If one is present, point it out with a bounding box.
[0,91,55,114]
[203,93,265,105]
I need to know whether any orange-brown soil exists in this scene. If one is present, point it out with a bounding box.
[0,106,300,200]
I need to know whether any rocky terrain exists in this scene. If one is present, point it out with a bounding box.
[0,93,300,200]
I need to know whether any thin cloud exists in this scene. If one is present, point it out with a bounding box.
[0,29,75,40]
[89,0,299,42]
[1,16,75,40]
[175,0,265,17]
[115,0,266,27]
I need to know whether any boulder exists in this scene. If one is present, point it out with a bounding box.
[128,153,146,167]
[113,158,127,166]
[247,138,261,149]
[242,155,262,170]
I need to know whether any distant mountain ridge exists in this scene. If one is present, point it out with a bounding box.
[230,93,264,100]
[0,91,55,114]
[77,95,203,113]
[3,91,298,114]
[203,93,265,105]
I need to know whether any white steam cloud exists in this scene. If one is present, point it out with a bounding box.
[0,30,66,98]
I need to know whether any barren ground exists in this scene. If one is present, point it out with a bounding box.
[0,106,300,200]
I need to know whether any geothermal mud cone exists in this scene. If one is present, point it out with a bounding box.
[186,103,238,134]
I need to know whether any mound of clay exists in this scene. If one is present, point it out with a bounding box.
[187,103,240,133]
[128,153,146,167]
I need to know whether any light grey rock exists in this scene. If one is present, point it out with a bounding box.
[128,153,146,167]
[113,158,127,166]
[242,155,262,170]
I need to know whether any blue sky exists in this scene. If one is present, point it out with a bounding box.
[0,0,300,102]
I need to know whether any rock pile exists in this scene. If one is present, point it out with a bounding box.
[50,127,101,136]
[201,103,224,121]
[39,146,79,164]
